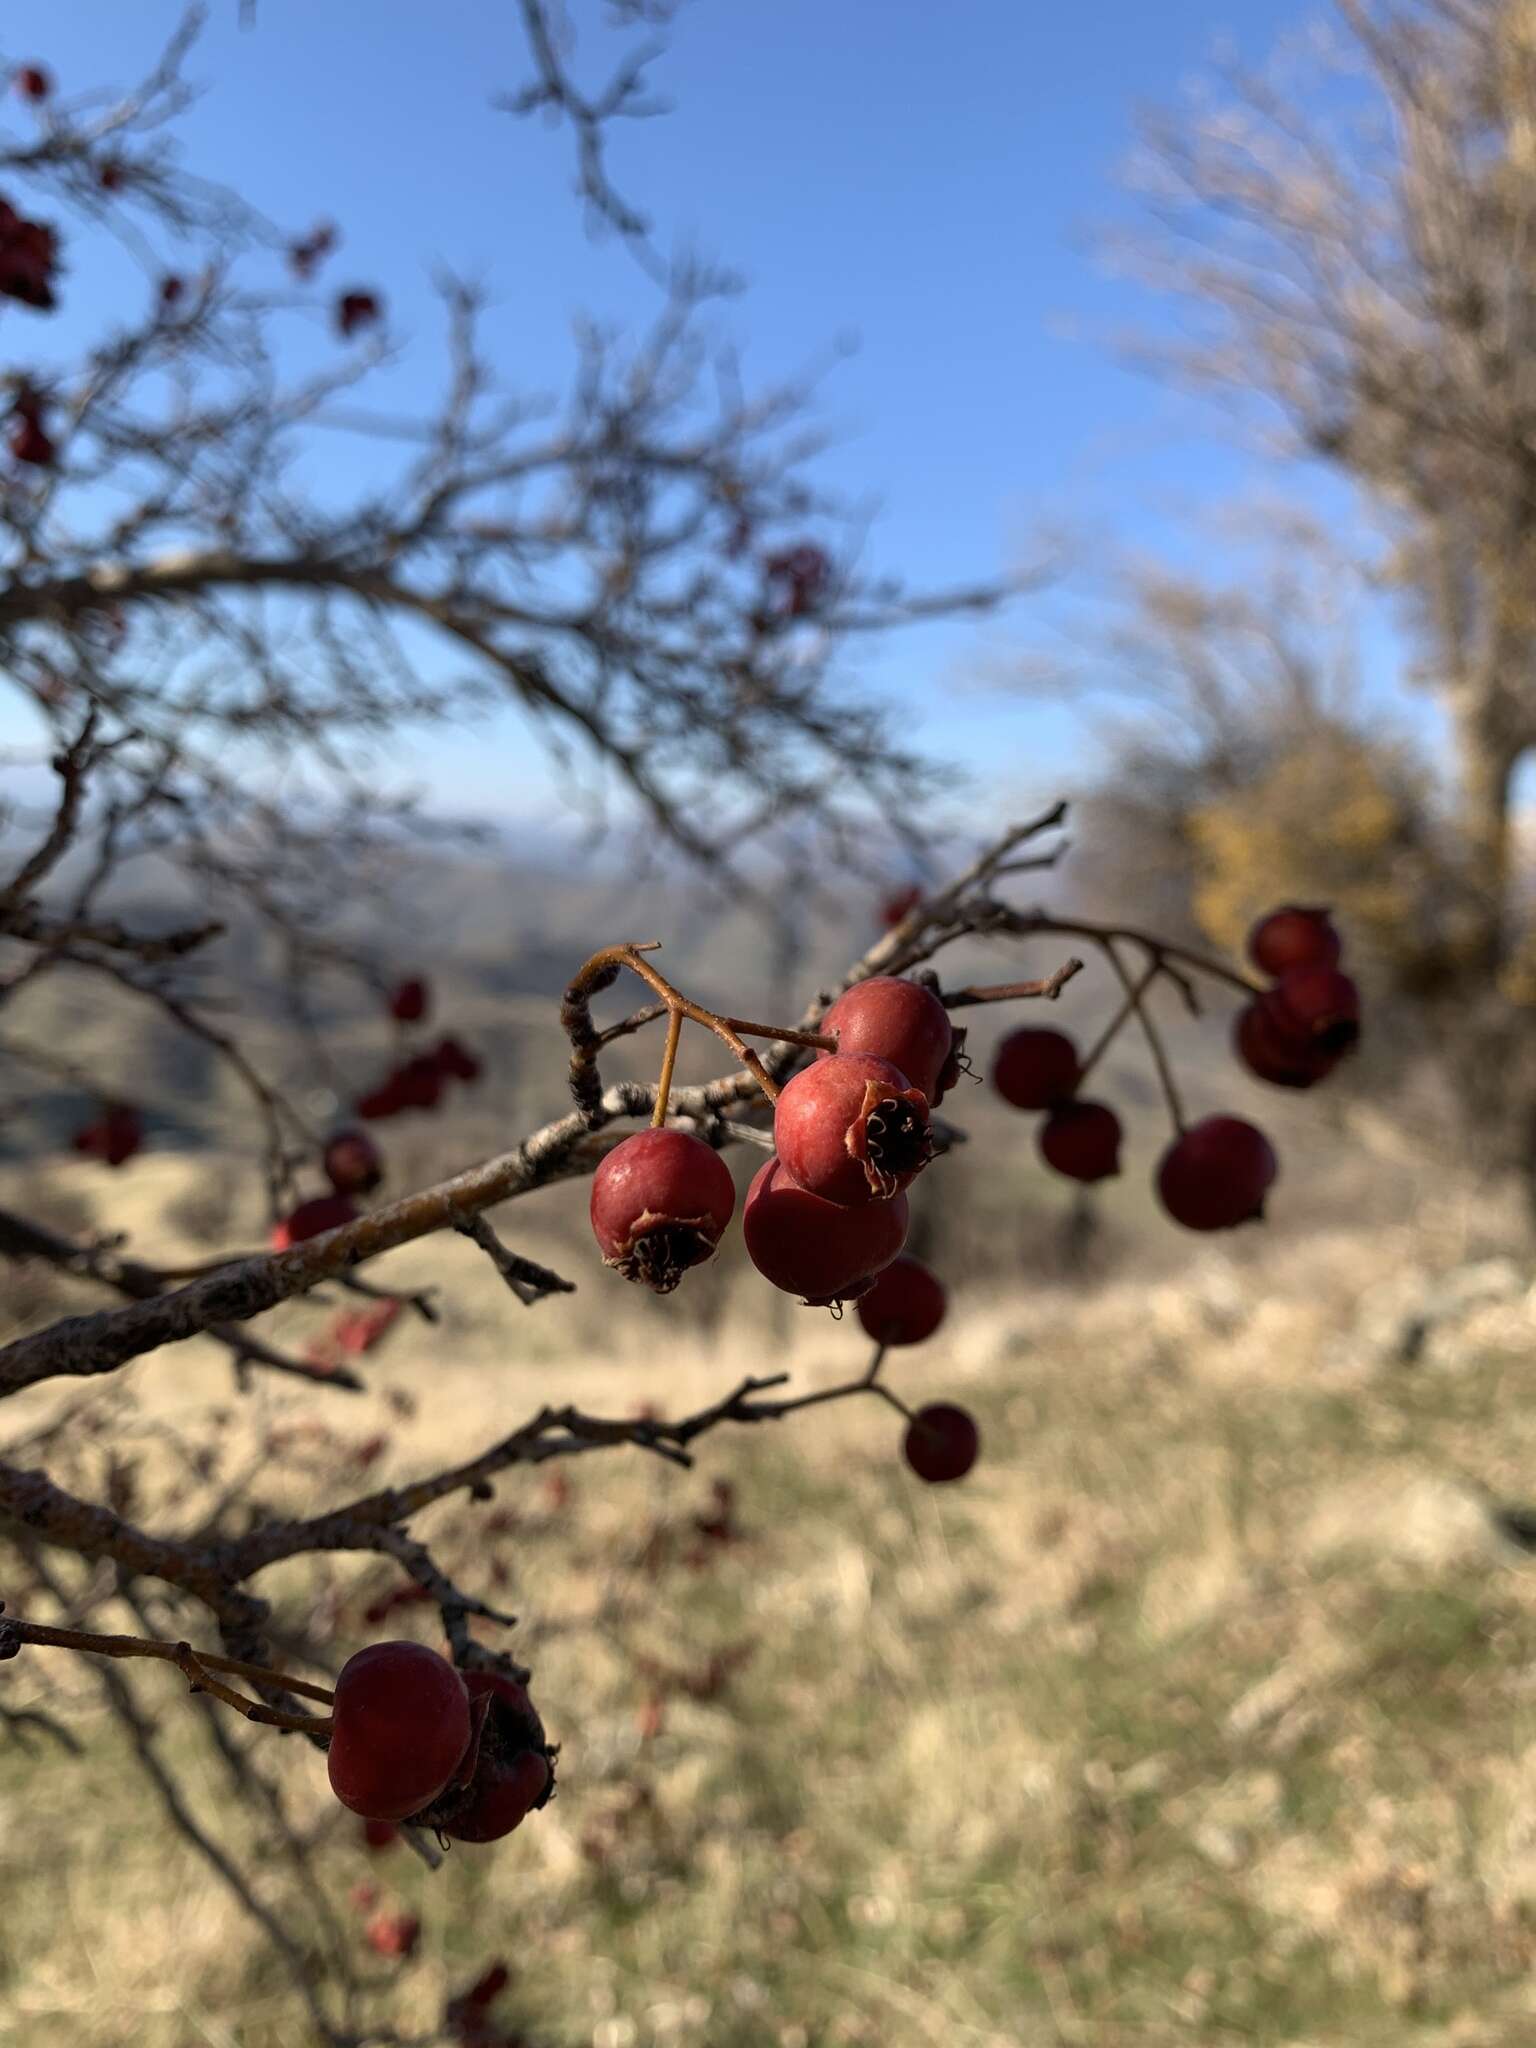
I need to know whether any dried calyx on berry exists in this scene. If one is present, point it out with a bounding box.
[590,1128,736,1294]
[409,1670,556,1844]
[774,1052,933,1205]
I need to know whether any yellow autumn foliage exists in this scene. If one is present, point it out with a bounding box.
[1187,737,1444,972]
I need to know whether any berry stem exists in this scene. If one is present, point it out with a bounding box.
[566,942,837,1114]
[1075,962,1160,1088]
[651,1008,684,1128]
[1104,939,1187,1136]
[0,1614,336,1731]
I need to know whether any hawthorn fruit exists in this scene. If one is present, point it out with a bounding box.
[1246,905,1342,978]
[1233,994,1339,1090]
[902,1402,979,1483]
[774,1052,933,1205]
[271,1192,358,1250]
[589,1127,736,1293]
[387,977,429,1024]
[816,976,955,1103]
[327,1641,472,1822]
[435,1034,482,1083]
[992,1027,1080,1111]
[71,1103,143,1167]
[856,1253,947,1346]
[1038,1099,1122,1183]
[742,1155,909,1304]
[323,1127,384,1196]
[1268,965,1361,1056]
[1156,1114,1278,1232]
[433,1672,554,1844]
[0,199,58,311]
[337,289,382,339]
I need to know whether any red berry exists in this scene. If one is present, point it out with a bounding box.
[0,202,59,311]
[271,1192,358,1251]
[327,1641,472,1821]
[434,1034,482,1083]
[10,404,53,467]
[856,1254,946,1346]
[742,1155,909,1305]
[992,1027,1080,1111]
[1233,995,1339,1090]
[158,274,184,308]
[1156,1115,1278,1232]
[590,1128,736,1293]
[388,977,429,1023]
[71,1103,143,1167]
[1038,1099,1122,1183]
[775,1052,933,1205]
[362,1817,399,1851]
[14,66,50,103]
[435,1672,554,1845]
[816,977,955,1103]
[356,1074,408,1120]
[1246,905,1342,978]
[396,1055,444,1111]
[323,1127,384,1196]
[879,885,922,929]
[903,1402,979,1483]
[364,1910,420,1960]
[1267,966,1360,1056]
[337,289,382,339]
[98,160,125,193]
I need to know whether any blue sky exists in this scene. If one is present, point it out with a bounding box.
[0,0,1427,833]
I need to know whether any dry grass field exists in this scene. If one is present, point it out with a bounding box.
[5,1132,1536,2048]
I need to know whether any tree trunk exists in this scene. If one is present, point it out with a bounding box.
[1450,698,1518,979]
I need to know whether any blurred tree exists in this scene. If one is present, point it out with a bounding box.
[1062,537,1452,986]
[1117,0,1536,983]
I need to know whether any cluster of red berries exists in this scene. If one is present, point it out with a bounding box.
[591,982,984,1479]
[856,1254,979,1482]
[0,195,58,311]
[991,1027,1124,1184]
[989,904,1359,1231]
[70,1102,143,1168]
[592,977,959,1306]
[1233,906,1360,1090]
[356,979,482,1119]
[326,1640,555,1845]
[271,1127,384,1250]
[9,387,52,466]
